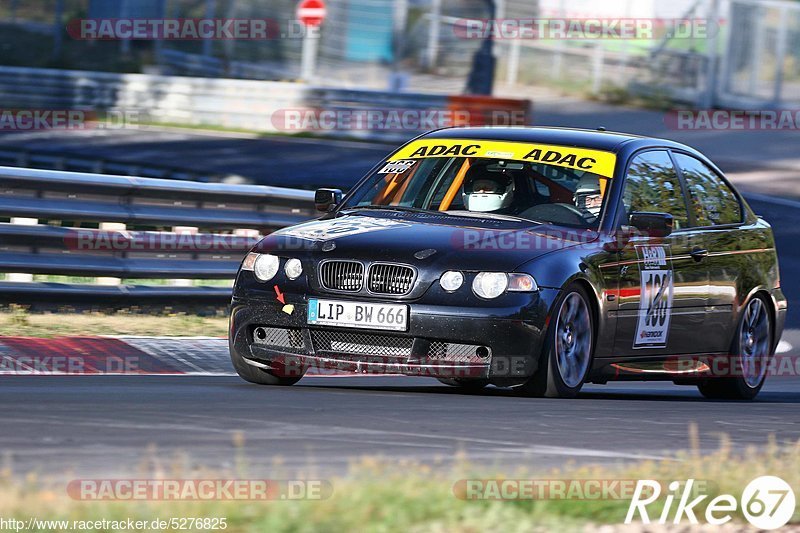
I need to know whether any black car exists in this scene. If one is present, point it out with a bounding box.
[229,127,787,399]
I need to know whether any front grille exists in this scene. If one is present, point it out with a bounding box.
[252,327,306,353]
[428,342,491,363]
[311,330,413,359]
[368,263,415,295]
[319,260,364,292]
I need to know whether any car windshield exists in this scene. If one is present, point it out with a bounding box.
[341,139,616,229]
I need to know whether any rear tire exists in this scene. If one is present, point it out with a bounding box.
[516,283,595,398]
[697,295,772,400]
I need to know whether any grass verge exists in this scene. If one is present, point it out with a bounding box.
[0,308,228,338]
[0,429,798,531]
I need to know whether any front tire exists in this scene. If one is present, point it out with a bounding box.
[697,295,772,400]
[516,284,595,398]
[229,341,304,386]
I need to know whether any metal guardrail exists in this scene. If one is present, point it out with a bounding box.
[159,50,290,81]
[0,147,222,182]
[0,166,317,306]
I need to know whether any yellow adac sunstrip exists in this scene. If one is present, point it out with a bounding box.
[388,139,617,179]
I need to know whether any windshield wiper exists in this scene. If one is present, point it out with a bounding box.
[445,210,544,224]
[342,205,434,215]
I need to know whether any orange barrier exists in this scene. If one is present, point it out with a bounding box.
[446,95,532,127]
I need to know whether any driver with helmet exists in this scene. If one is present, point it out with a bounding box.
[462,166,515,213]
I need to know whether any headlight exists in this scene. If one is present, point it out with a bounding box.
[284,258,303,280]
[439,271,464,292]
[253,254,280,281]
[472,272,509,299]
[471,272,539,299]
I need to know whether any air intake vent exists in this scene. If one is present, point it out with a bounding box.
[368,264,415,295]
[319,261,364,292]
[311,330,413,359]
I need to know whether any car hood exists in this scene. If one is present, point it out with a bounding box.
[256,213,594,272]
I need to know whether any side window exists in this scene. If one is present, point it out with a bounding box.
[673,153,742,226]
[621,150,689,230]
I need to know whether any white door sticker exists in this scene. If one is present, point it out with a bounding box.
[633,245,674,348]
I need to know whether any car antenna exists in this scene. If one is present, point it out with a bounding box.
[597,126,607,132]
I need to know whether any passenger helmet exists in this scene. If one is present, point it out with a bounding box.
[574,174,603,217]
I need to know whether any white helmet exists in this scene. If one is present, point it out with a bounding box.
[462,170,515,213]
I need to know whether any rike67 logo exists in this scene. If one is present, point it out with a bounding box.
[626,476,796,529]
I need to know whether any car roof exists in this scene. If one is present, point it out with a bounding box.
[421,126,683,154]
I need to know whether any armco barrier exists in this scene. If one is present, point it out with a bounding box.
[0,166,316,306]
[0,146,222,182]
[0,66,531,142]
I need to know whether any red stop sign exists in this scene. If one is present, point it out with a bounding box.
[297,0,327,28]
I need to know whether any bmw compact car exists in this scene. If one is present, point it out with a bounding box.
[229,127,786,399]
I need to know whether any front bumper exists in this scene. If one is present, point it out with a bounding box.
[229,290,556,381]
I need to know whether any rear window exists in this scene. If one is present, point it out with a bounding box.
[674,153,742,226]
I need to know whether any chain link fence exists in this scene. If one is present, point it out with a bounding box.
[718,0,800,108]
[1,0,798,107]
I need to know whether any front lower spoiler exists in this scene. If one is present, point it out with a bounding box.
[244,346,492,379]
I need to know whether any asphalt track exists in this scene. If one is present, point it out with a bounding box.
[1,195,799,480]
[0,372,799,480]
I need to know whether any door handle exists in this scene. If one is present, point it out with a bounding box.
[690,248,709,262]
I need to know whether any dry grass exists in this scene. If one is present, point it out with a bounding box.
[0,427,798,531]
[0,308,228,338]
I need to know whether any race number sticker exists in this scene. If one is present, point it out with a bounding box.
[378,159,416,174]
[276,216,410,241]
[633,245,674,348]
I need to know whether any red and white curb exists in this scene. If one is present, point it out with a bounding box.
[0,336,229,375]
[115,336,233,375]
[0,336,365,377]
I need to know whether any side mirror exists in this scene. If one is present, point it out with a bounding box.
[629,212,673,238]
[314,188,343,213]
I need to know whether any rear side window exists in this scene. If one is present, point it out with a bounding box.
[674,153,742,226]
[621,150,689,230]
